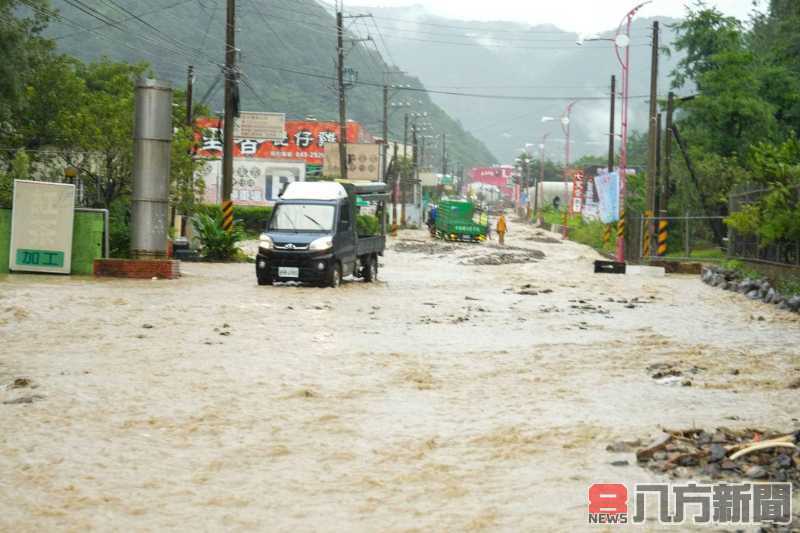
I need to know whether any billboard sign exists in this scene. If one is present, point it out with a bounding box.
[323,143,381,180]
[198,158,306,205]
[196,118,365,165]
[9,180,75,274]
[234,112,285,140]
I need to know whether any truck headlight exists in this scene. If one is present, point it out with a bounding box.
[259,233,273,251]
[309,236,333,251]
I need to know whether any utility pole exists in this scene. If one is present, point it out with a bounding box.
[382,84,389,182]
[391,143,398,225]
[645,20,660,257]
[412,125,418,224]
[664,92,674,212]
[401,113,408,225]
[403,113,408,159]
[441,132,447,178]
[186,65,194,127]
[221,0,237,232]
[608,74,616,172]
[336,4,348,180]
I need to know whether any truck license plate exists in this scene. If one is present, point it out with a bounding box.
[278,267,299,278]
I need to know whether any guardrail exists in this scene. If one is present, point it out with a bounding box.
[639,215,726,262]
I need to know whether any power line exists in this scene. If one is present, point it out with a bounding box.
[51,0,195,40]
[95,0,208,58]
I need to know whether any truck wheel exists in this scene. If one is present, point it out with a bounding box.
[364,256,378,282]
[257,273,273,286]
[327,262,342,288]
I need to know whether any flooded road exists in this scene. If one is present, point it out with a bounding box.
[1,223,799,531]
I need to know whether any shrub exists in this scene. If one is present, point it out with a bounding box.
[191,211,243,260]
[109,198,131,258]
[196,204,272,235]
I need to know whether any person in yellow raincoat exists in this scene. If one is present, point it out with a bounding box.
[496,214,508,245]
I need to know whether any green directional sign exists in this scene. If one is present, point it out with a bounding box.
[16,249,65,268]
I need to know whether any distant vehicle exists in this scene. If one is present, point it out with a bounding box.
[255,181,388,287]
[434,199,488,242]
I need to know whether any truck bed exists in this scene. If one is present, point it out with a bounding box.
[356,235,386,256]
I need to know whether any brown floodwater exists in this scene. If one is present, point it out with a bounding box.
[1,223,798,531]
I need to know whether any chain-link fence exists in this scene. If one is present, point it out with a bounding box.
[728,186,800,266]
[639,215,726,262]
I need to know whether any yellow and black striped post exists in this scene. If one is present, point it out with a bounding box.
[617,208,625,245]
[642,210,653,258]
[221,200,234,233]
[657,218,669,256]
[603,224,611,247]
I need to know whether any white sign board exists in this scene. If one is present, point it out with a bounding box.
[234,112,286,140]
[198,158,306,205]
[9,180,75,274]
[323,143,381,180]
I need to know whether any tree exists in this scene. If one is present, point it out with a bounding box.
[0,0,53,132]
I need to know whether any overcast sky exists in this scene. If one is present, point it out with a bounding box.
[361,1,763,34]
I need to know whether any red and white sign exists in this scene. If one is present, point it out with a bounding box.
[195,117,369,166]
[469,166,515,199]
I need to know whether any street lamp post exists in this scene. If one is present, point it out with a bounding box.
[535,132,549,224]
[578,1,651,262]
[560,101,578,239]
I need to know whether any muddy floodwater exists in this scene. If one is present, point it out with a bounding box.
[1,224,799,531]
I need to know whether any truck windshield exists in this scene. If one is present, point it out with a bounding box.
[269,204,335,232]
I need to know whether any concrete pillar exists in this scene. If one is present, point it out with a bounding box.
[131,78,173,259]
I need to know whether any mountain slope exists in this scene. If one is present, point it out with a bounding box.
[45,0,497,169]
[351,6,684,163]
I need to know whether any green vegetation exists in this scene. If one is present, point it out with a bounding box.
[47,0,496,170]
[669,3,800,245]
[190,212,243,261]
[541,207,614,254]
[196,205,273,238]
[356,214,380,237]
[0,0,207,258]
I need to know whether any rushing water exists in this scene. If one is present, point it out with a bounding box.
[1,224,798,531]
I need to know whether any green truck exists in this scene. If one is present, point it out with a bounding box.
[434,199,489,242]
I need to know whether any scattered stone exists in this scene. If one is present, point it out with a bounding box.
[652,368,682,380]
[636,427,800,488]
[731,369,740,376]
[789,296,800,312]
[517,289,539,296]
[142,323,154,329]
[788,378,800,390]
[766,288,777,304]
[219,331,231,336]
[3,395,45,405]
[606,439,642,453]
[681,380,693,387]
[745,465,768,479]
[611,460,629,467]
[709,443,727,463]
[11,378,31,389]
[747,290,761,300]
[464,296,480,301]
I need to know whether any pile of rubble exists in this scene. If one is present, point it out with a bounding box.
[633,428,800,485]
[702,266,800,313]
[393,240,456,255]
[464,251,544,266]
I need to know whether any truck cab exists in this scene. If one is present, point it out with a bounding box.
[255,181,388,287]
